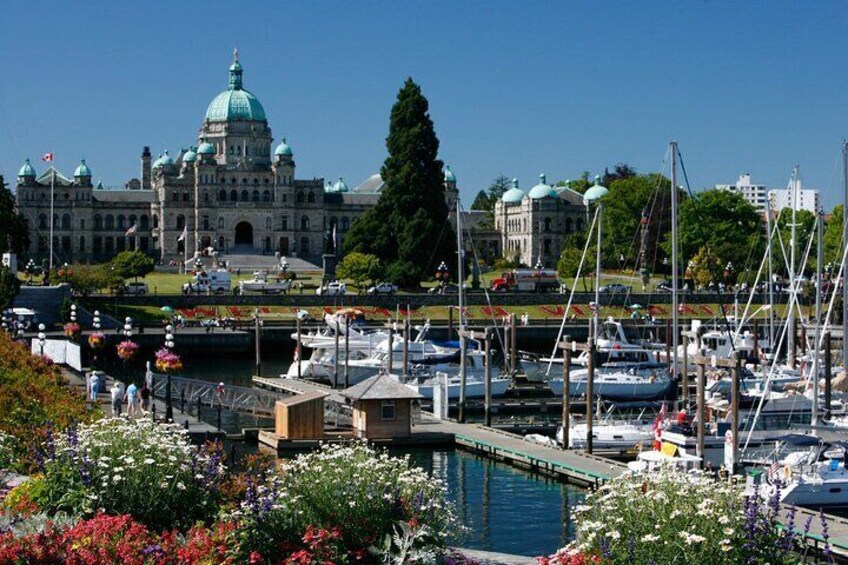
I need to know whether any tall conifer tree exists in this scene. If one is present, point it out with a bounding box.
[345,79,455,287]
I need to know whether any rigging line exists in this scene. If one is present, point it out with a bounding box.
[460,201,507,353]
[742,225,848,450]
[543,205,600,377]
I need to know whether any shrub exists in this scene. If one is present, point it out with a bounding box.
[230,442,457,561]
[32,418,225,530]
[0,333,96,472]
[566,466,798,564]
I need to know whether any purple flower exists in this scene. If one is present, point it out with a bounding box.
[599,535,612,560]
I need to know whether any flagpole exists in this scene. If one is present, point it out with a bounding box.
[48,163,55,273]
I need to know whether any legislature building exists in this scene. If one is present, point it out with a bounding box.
[13,51,459,266]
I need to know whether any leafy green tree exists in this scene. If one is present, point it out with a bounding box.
[687,246,723,288]
[665,189,763,278]
[557,233,594,291]
[0,175,29,256]
[344,79,454,288]
[336,252,382,291]
[0,266,20,311]
[62,264,117,296]
[470,190,491,211]
[109,250,154,283]
[602,163,637,186]
[823,205,843,266]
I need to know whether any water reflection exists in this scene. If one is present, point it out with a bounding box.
[403,448,585,557]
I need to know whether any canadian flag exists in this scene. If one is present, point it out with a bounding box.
[41,152,54,163]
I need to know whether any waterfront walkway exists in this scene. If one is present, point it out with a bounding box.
[62,367,224,442]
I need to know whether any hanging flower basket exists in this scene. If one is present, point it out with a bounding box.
[88,332,106,350]
[155,348,183,374]
[64,322,81,341]
[116,340,140,361]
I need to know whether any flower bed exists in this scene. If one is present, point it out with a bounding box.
[231,442,458,562]
[540,466,816,564]
[27,418,224,530]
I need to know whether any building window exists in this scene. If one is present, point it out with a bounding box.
[153,215,159,229]
[300,237,309,255]
[565,218,573,233]
[61,214,71,230]
[544,218,551,232]
[183,192,190,202]
[105,237,114,253]
[93,237,102,254]
[218,189,227,201]
[116,238,125,252]
[172,192,179,202]
[117,215,126,230]
[281,216,288,230]
[240,190,249,202]
[266,217,272,230]
[204,191,209,202]
[62,236,71,252]
[341,217,349,231]
[203,216,210,230]
[38,236,48,252]
[381,400,396,421]
[296,191,304,203]
[129,215,137,229]
[140,215,149,230]
[38,214,47,229]
[252,190,260,202]
[262,190,271,202]
[176,215,185,230]
[105,215,114,230]
[140,237,149,252]
[307,192,315,203]
[230,189,238,201]
[80,219,85,230]
[218,217,225,230]
[301,215,310,230]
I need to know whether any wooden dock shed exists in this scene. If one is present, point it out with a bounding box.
[341,374,423,439]
[275,391,327,439]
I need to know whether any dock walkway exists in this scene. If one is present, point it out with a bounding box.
[252,376,346,404]
[62,368,224,442]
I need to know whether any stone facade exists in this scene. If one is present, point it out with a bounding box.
[494,176,586,268]
[14,53,459,266]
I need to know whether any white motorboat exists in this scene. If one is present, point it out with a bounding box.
[397,371,511,400]
[238,271,292,294]
[558,420,654,451]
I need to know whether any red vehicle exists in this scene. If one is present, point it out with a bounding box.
[491,269,561,293]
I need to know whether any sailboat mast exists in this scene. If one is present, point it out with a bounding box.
[812,210,823,426]
[842,140,847,369]
[456,199,466,412]
[765,194,775,354]
[788,166,799,368]
[594,194,603,340]
[670,141,680,381]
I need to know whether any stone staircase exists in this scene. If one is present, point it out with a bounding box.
[218,253,320,273]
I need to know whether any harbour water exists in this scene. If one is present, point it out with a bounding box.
[188,352,583,557]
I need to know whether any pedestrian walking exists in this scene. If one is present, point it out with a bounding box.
[126,382,139,418]
[110,383,123,417]
[140,383,151,414]
[89,371,101,402]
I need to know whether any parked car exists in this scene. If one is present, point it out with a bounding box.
[656,279,692,294]
[316,281,347,296]
[367,282,398,295]
[427,283,459,295]
[598,283,629,294]
[121,282,149,295]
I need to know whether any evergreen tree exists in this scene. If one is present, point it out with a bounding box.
[470,190,491,211]
[0,176,30,256]
[344,79,454,288]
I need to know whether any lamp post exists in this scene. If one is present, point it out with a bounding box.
[123,317,133,340]
[92,310,101,331]
[164,324,175,422]
[37,323,46,356]
[70,304,77,323]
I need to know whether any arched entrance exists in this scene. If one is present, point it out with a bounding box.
[235,221,253,247]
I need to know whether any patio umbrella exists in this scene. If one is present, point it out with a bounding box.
[160,306,174,314]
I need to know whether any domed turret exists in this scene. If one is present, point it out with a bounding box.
[583,175,609,202]
[198,141,215,155]
[274,138,293,157]
[444,165,456,183]
[183,147,198,163]
[528,173,556,199]
[332,177,349,192]
[74,159,92,178]
[501,178,525,204]
[18,159,36,179]
[205,49,266,122]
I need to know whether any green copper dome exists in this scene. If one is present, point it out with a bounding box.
[153,150,175,168]
[583,176,609,202]
[274,138,293,156]
[528,173,556,199]
[183,148,198,163]
[198,141,216,155]
[205,51,266,122]
[18,159,36,177]
[74,159,92,177]
[444,165,456,183]
[501,178,525,204]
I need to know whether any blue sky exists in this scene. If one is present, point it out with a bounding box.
[2,1,847,208]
